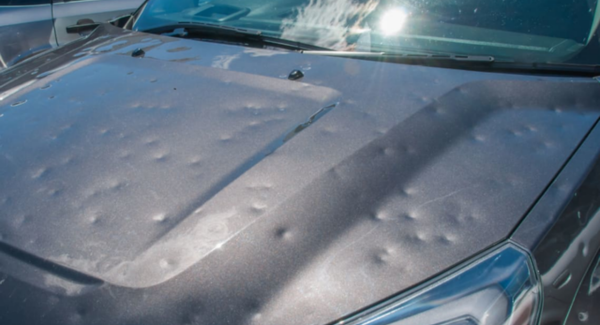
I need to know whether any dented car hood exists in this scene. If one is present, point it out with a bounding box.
[0,24,599,325]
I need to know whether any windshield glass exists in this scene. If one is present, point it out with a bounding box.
[132,0,600,65]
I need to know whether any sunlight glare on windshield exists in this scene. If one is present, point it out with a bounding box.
[379,8,408,35]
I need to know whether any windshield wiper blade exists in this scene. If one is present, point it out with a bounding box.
[303,50,495,63]
[490,61,600,75]
[142,22,332,51]
[303,51,600,76]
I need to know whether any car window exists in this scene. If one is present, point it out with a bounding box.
[133,0,600,65]
[0,0,50,5]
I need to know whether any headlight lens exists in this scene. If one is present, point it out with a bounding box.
[337,243,542,325]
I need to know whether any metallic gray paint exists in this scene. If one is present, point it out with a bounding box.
[0,0,142,69]
[513,124,600,325]
[566,250,600,325]
[52,0,143,45]
[0,4,54,69]
[1,24,600,325]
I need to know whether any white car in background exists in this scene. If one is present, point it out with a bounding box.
[0,0,144,69]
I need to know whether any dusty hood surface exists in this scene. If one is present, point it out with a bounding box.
[1,24,600,325]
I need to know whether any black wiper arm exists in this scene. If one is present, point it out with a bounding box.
[302,50,600,76]
[490,61,600,76]
[303,50,494,64]
[142,22,332,51]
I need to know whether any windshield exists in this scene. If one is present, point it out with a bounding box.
[132,0,600,65]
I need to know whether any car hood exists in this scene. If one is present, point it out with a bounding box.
[1,24,599,325]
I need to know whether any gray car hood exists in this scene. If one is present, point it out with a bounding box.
[1,24,599,325]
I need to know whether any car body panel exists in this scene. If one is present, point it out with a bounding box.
[0,0,142,69]
[0,4,54,69]
[52,0,143,45]
[565,249,600,325]
[1,24,600,325]
[513,121,600,325]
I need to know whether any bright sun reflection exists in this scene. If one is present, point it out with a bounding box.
[380,8,408,35]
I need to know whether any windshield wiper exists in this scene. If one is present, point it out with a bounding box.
[303,50,600,76]
[141,22,332,52]
[141,24,600,76]
[303,50,495,66]
[303,50,494,62]
[490,61,600,76]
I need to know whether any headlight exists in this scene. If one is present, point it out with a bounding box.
[337,243,542,325]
